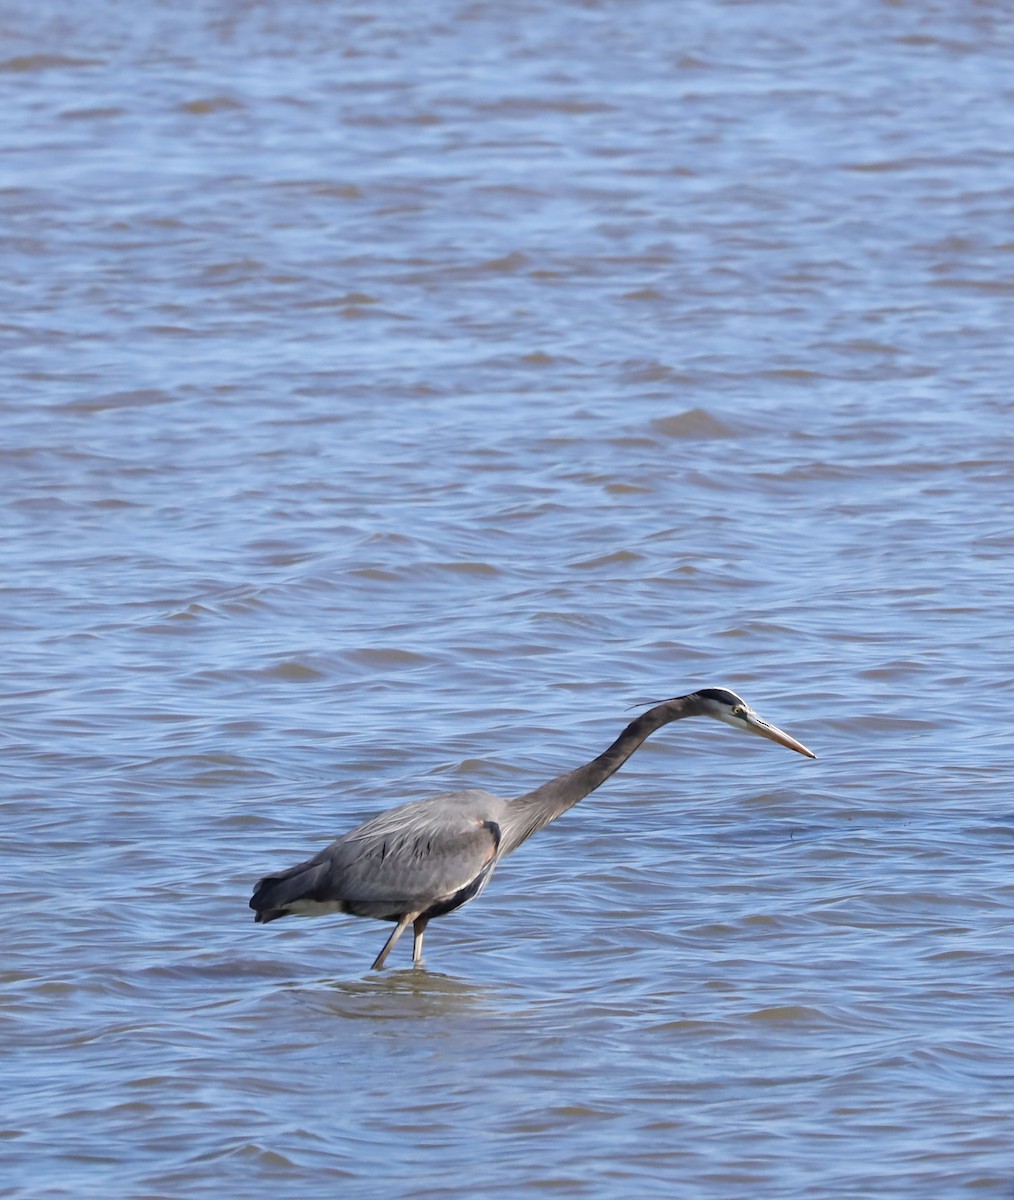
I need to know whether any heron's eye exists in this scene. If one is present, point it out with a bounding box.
[731,705,747,718]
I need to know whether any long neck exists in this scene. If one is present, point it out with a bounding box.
[499,695,698,855]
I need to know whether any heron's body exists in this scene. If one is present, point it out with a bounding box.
[250,688,815,969]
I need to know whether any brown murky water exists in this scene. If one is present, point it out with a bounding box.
[4,2,1014,1196]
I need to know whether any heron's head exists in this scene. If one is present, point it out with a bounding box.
[693,687,816,758]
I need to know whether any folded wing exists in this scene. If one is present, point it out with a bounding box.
[250,789,503,923]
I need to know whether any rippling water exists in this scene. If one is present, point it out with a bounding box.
[4,1,1014,1196]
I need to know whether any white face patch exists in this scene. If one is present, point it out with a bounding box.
[713,703,754,731]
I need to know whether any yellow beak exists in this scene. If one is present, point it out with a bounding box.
[747,714,816,759]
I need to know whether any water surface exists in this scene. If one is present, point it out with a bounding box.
[3,1,1014,1196]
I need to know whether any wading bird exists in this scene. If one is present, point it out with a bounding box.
[249,688,815,969]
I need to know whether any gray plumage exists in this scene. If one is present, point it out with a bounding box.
[249,688,815,969]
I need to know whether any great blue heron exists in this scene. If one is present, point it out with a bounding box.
[249,687,815,969]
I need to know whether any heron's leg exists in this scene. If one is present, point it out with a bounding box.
[412,915,430,967]
[371,912,418,971]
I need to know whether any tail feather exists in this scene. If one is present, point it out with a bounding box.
[249,859,331,923]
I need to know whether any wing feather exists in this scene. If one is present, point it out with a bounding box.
[251,789,505,921]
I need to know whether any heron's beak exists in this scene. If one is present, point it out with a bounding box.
[746,712,816,759]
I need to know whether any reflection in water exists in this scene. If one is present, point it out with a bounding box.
[291,969,519,1023]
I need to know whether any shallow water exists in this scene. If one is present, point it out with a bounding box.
[3,1,1014,1196]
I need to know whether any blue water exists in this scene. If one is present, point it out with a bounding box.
[3,1,1014,1196]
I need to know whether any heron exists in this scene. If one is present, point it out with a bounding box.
[249,687,815,970]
